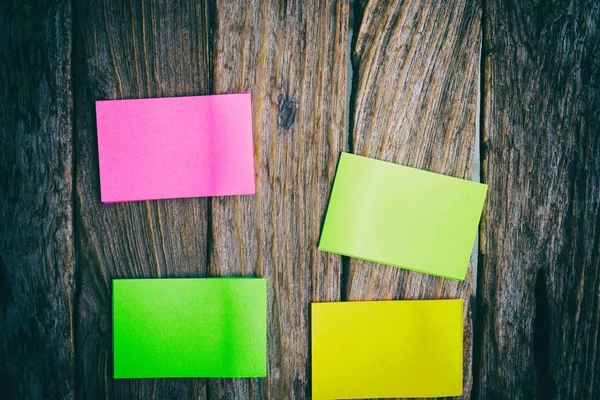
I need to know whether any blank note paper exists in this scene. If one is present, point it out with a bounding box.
[96,93,255,203]
[113,278,267,378]
[312,300,463,399]
[319,152,487,280]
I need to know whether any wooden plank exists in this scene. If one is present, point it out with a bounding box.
[208,1,349,398]
[476,1,600,398]
[72,1,211,398]
[0,1,75,399]
[346,1,481,398]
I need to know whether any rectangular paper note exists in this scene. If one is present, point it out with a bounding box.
[312,300,463,399]
[319,152,487,280]
[113,278,267,378]
[96,93,255,203]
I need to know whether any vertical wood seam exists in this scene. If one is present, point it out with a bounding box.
[71,0,84,398]
[471,0,486,396]
[340,0,365,303]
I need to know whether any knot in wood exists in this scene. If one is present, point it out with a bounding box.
[97,315,109,336]
[277,94,297,130]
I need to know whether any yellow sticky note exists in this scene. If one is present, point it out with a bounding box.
[311,300,463,399]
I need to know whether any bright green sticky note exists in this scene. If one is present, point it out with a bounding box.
[319,153,487,280]
[112,278,267,378]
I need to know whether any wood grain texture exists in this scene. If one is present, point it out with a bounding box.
[476,0,600,398]
[0,1,75,399]
[207,1,349,398]
[346,1,481,398]
[5,1,600,398]
[72,1,211,398]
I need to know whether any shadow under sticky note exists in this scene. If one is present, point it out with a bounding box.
[318,152,487,280]
[311,300,463,399]
[96,93,255,203]
[112,278,267,378]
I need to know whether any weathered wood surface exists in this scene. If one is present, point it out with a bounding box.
[0,1,75,399]
[3,0,600,399]
[346,1,481,398]
[72,1,211,398]
[208,1,349,398]
[476,0,600,399]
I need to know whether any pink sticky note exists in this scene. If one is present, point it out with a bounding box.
[95,93,255,203]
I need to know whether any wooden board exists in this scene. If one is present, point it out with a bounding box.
[0,1,75,399]
[476,0,600,398]
[72,1,211,398]
[207,1,349,398]
[4,1,600,399]
[346,1,481,398]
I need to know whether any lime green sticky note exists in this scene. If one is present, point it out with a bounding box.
[112,278,267,378]
[319,153,487,280]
